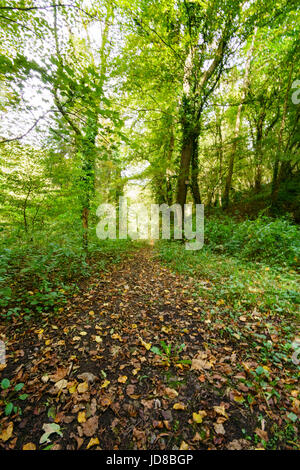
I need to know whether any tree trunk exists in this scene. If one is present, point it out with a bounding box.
[190,133,201,204]
[223,28,256,209]
[271,65,293,208]
[176,132,193,208]
[254,113,265,192]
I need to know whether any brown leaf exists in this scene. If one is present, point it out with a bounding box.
[165,387,178,399]
[255,428,268,442]
[77,372,98,384]
[214,423,225,435]
[81,416,99,437]
[50,368,68,382]
[226,439,249,450]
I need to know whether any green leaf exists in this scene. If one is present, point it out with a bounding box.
[47,406,56,419]
[14,382,24,392]
[18,394,28,401]
[151,346,162,355]
[287,412,298,423]
[40,423,62,444]
[1,378,10,390]
[4,402,13,416]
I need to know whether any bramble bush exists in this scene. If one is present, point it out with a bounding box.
[205,216,299,266]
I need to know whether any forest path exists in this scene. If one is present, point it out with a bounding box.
[0,246,276,449]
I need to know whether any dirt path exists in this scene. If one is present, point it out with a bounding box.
[0,247,297,450]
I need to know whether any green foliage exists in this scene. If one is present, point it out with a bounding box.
[0,379,28,416]
[0,228,137,321]
[157,217,299,315]
[151,341,190,367]
[205,216,299,266]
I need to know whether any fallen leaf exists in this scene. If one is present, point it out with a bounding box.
[78,411,86,423]
[100,397,111,407]
[50,368,68,382]
[101,380,110,388]
[255,428,268,442]
[180,441,189,450]
[78,372,98,384]
[118,375,128,383]
[77,382,89,393]
[0,422,13,442]
[214,423,225,435]
[54,379,68,391]
[86,437,99,449]
[139,337,152,350]
[82,416,99,437]
[40,423,62,444]
[23,442,36,450]
[213,405,229,419]
[173,403,186,410]
[193,410,207,423]
[165,387,178,399]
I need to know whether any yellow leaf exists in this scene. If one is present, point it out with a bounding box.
[86,437,99,449]
[78,411,86,423]
[213,405,229,419]
[180,441,189,450]
[23,442,36,450]
[173,403,186,410]
[95,336,102,343]
[89,311,95,316]
[233,394,245,403]
[68,383,77,394]
[111,333,122,341]
[139,337,152,350]
[118,375,128,383]
[77,381,88,393]
[193,410,207,423]
[101,380,110,388]
[0,422,13,442]
[79,331,87,336]
[161,326,171,334]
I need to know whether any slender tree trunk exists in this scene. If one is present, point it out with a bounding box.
[216,117,223,206]
[254,114,265,192]
[166,132,174,205]
[190,133,201,204]
[176,133,193,208]
[271,65,294,207]
[223,28,257,209]
[176,46,196,209]
[23,188,31,233]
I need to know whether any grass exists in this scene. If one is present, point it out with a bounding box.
[156,240,299,316]
[156,215,299,317]
[0,225,140,321]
